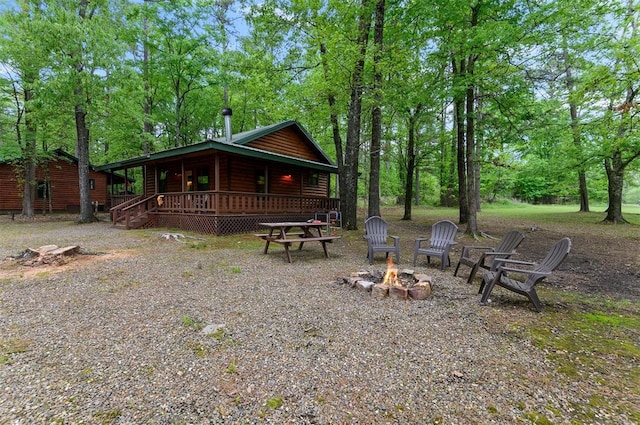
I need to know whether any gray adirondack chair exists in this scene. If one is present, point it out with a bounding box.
[413,220,458,271]
[454,230,525,284]
[479,237,572,312]
[364,216,400,264]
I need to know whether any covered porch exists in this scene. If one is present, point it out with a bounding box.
[100,120,341,235]
[110,190,340,235]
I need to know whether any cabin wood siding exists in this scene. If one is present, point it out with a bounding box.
[144,166,155,196]
[227,156,264,193]
[0,159,108,212]
[0,165,21,211]
[217,157,328,196]
[245,127,324,162]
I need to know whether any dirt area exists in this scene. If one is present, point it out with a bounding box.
[469,221,640,302]
[520,229,640,302]
[0,249,131,279]
[393,212,640,303]
[2,211,639,302]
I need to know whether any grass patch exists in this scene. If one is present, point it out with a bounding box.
[181,315,203,331]
[225,359,237,373]
[93,408,122,424]
[511,297,640,419]
[265,396,283,409]
[0,338,31,364]
[185,340,211,358]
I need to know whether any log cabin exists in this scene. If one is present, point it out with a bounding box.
[0,148,120,214]
[98,119,340,235]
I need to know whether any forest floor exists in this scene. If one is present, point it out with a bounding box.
[2,206,639,302]
[1,207,639,423]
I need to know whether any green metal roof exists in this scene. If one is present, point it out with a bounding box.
[96,121,337,173]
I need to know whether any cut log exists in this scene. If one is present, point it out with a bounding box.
[22,245,81,266]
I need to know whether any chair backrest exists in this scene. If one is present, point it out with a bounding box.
[430,220,458,249]
[536,237,572,273]
[364,216,388,245]
[495,230,525,253]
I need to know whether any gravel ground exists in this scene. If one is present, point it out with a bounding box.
[0,218,633,424]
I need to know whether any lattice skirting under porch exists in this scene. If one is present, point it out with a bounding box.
[150,213,313,236]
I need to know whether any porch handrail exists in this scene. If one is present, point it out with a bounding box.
[110,191,340,228]
[111,194,158,228]
[109,195,142,212]
[153,191,339,215]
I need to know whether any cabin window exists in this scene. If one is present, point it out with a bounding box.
[89,179,95,190]
[36,180,51,199]
[307,172,319,187]
[197,168,209,191]
[256,170,266,193]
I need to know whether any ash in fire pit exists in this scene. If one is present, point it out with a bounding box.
[336,257,432,300]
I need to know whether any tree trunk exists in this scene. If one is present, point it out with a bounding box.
[602,1,638,224]
[143,0,153,156]
[368,0,385,219]
[75,0,95,224]
[21,83,36,218]
[563,43,590,212]
[463,4,480,236]
[603,151,626,223]
[465,61,478,236]
[319,42,344,210]
[402,111,417,220]
[452,58,468,224]
[343,0,373,230]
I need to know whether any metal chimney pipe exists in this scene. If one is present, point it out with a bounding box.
[222,107,232,142]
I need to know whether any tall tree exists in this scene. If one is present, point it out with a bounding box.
[73,0,95,222]
[0,1,48,217]
[367,0,385,219]
[562,42,590,212]
[342,0,373,229]
[401,105,422,220]
[600,0,639,223]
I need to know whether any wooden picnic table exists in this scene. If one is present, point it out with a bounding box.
[256,221,341,263]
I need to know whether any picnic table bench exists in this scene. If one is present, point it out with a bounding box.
[257,221,341,263]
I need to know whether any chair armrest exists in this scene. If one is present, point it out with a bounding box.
[498,265,550,278]
[390,235,399,240]
[493,258,535,266]
[481,251,516,257]
[461,245,492,253]
[491,257,535,271]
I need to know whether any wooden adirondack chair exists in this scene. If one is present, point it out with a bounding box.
[413,220,458,271]
[364,216,401,264]
[479,237,572,312]
[454,230,525,284]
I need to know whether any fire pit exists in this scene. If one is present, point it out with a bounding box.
[336,257,432,300]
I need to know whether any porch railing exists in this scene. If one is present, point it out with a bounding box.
[109,194,139,208]
[154,191,339,214]
[110,194,157,228]
[110,191,340,228]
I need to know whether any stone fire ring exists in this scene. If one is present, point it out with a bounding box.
[337,269,432,300]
